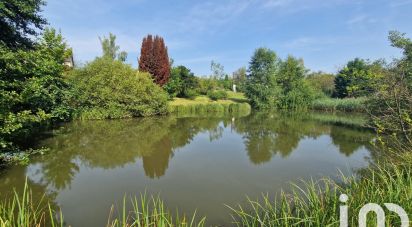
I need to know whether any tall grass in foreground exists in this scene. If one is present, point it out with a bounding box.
[0,187,205,227]
[106,195,205,227]
[228,152,412,226]
[0,181,63,227]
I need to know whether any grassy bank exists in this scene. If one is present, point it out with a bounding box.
[168,92,251,117]
[311,97,367,112]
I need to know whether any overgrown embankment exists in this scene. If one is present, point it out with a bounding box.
[168,92,251,117]
[311,97,367,112]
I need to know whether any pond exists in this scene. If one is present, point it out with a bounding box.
[0,112,375,226]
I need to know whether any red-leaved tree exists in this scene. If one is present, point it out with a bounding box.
[138,35,170,86]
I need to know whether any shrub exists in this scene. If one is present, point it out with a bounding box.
[306,71,335,97]
[207,90,228,101]
[164,66,198,98]
[69,58,168,119]
[367,31,412,143]
[0,28,73,158]
[184,89,198,100]
[197,78,219,95]
[278,81,316,110]
[333,58,384,98]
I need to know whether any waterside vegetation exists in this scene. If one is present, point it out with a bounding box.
[1,0,412,226]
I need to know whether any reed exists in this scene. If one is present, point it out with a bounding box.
[0,181,63,227]
[228,152,412,226]
[311,97,367,112]
[106,194,206,227]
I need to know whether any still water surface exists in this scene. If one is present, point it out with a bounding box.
[0,112,375,226]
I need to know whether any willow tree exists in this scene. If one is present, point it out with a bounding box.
[138,35,170,86]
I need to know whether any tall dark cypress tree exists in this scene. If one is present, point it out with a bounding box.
[138,35,170,86]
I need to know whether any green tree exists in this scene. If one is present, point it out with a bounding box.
[220,74,232,90]
[306,71,335,97]
[368,31,412,144]
[277,56,306,92]
[99,33,127,62]
[388,31,412,84]
[244,48,281,109]
[334,58,381,98]
[0,0,47,49]
[277,56,315,109]
[197,77,218,95]
[1,28,72,157]
[164,65,198,98]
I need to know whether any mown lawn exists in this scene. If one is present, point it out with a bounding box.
[169,92,248,106]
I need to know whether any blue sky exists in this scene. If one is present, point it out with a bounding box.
[43,0,412,76]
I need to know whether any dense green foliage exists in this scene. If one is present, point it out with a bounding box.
[69,58,168,119]
[244,48,281,109]
[244,49,315,109]
[0,0,47,49]
[277,56,316,109]
[334,58,383,98]
[207,90,228,101]
[306,71,335,97]
[367,31,412,144]
[0,28,72,162]
[1,3,412,224]
[164,65,198,98]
